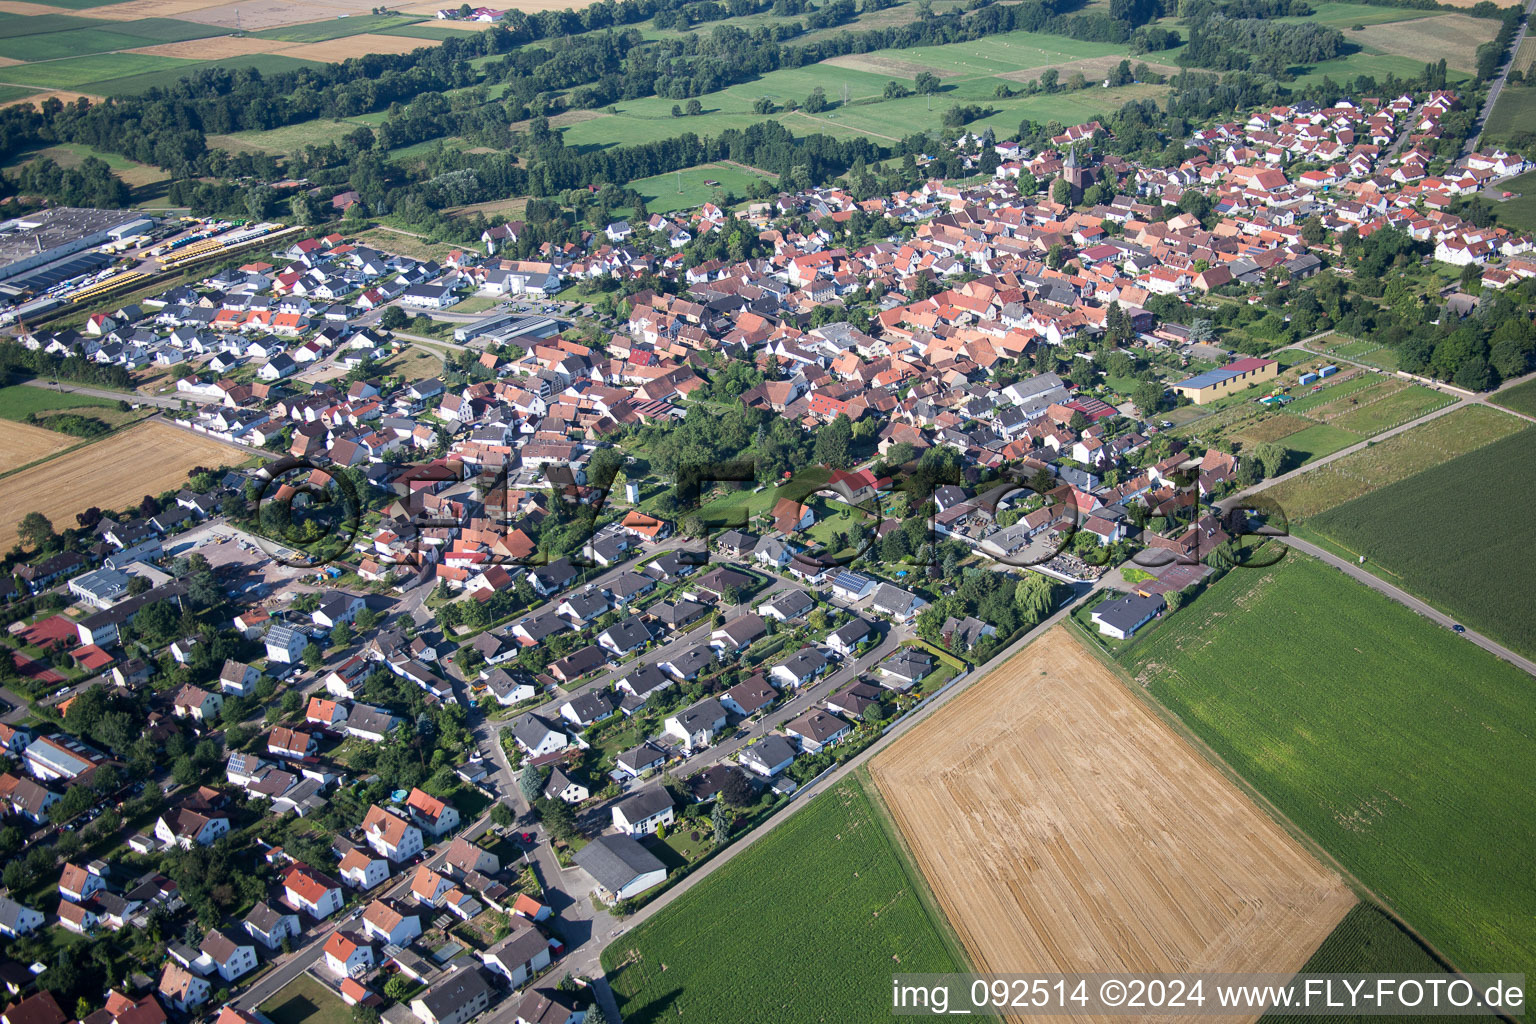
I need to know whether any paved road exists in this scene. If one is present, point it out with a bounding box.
[26,378,213,409]
[1468,0,1536,156]
[1275,534,1536,677]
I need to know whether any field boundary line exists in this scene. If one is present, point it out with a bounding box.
[859,766,989,992]
[1100,566,1475,987]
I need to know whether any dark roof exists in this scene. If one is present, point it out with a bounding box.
[614,785,672,822]
[418,965,492,1018]
[572,834,665,892]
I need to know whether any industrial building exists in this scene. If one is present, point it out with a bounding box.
[1170,357,1279,405]
[0,207,153,284]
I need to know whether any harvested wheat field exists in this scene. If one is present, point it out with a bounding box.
[0,421,234,548]
[823,52,953,78]
[0,420,73,474]
[870,628,1354,1022]
[1356,14,1495,70]
[126,36,282,59]
[2,90,99,110]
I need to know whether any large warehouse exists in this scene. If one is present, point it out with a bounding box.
[0,207,152,284]
[1171,356,1279,405]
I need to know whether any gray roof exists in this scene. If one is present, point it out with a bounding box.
[1092,591,1165,631]
[418,965,492,1018]
[614,785,673,823]
[573,834,665,893]
[742,734,797,770]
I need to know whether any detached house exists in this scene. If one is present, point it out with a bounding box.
[611,786,674,836]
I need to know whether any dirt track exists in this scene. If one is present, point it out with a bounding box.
[870,628,1354,1023]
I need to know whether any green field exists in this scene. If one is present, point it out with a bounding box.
[0,13,103,37]
[1289,52,1470,87]
[0,384,117,422]
[1260,404,1525,519]
[602,776,970,1024]
[90,54,323,96]
[1265,905,1455,1024]
[1491,376,1536,416]
[1278,2,1435,29]
[0,84,35,103]
[557,28,1165,150]
[1126,552,1536,983]
[0,52,196,90]
[1327,385,1452,434]
[0,17,221,62]
[1484,87,1536,147]
[1327,338,1400,370]
[1271,421,1359,463]
[630,162,777,212]
[253,14,426,42]
[1308,427,1536,656]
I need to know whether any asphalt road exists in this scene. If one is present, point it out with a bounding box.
[1468,0,1536,156]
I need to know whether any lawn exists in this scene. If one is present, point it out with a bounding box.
[601,775,970,1024]
[1308,426,1536,656]
[1125,552,1536,983]
[629,162,777,213]
[0,383,118,421]
[1492,376,1536,416]
[1259,404,1525,519]
[259,975,352,1024]
[1272,421,1359,465]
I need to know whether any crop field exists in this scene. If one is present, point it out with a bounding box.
[870,627,1354,989]
[1307,427,1536,656]
[251,12,423,41]
[1259,404,1525,519]
[602,776,968,1024]
[1125,553,1536,982]
[0,420,234,548]
[0,50,192,88]
[1351,13,1495,71]
[87,53,318,95]
[0,419,74,472]
[1491,376,1536,417]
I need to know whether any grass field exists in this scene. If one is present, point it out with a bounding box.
[1308,427,1536,656]
[1491,376,1536,416]
[629,162,777,212]
[602,776,968,1024]
[0,419,74,472]
[258,975,352,1024]
[0,382,118,420]
[556,28,1167,151]
[1350,13,1495,71]
[872,627,1354,982]
[1278,2,1435,28]
[0,419,234,547]
[1,141,165,187]
[1126,552,1536,982]
[1259,404,1525,519]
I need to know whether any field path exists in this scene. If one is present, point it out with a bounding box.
[1274,534,1536,679]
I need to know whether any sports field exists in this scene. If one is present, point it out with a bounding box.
[602,776,968,1024]
[1259,404,1525,519]
[629,162,777,213]
[1308,427,1536,656]
[0,419,233,547]
[1126,553,1536,982]
[871,628,1354,990]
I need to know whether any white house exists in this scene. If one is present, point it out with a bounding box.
[610,786,674,836]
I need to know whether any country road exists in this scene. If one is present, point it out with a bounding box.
[1468,0,1536,155]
